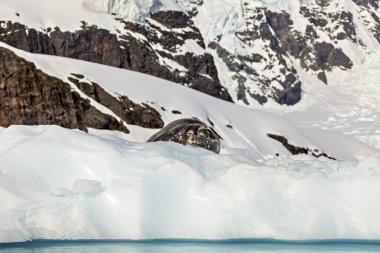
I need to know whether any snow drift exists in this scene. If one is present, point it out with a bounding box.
[1,125,380,243]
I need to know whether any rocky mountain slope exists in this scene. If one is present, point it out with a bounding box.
[1,0,379,107]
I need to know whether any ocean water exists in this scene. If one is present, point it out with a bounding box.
[1,240,380,253]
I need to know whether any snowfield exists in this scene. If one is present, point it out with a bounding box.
[1,125,380,242]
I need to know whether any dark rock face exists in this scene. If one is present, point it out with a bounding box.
[69,74,164,129]
[148,118,221,153]
[150,11,193,28]
[210,4,302,106]
[209,41,269,105]
[277,82,302,106]
[50,26,122,67]
[0,47,128,133]
[267,9,353,84]
[0,10,233,102]
[315,42,352,70]
[352,0,379,9]
[211,0,360,92]
[352,0,380,43]
[370,12,380,42]
[299,7,357,43]
[119,12,232,101]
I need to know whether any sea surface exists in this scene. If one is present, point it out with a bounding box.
[1,240,380,253]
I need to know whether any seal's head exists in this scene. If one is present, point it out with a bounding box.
[147,118,221,153]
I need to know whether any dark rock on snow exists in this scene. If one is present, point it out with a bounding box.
[267,133,336,160]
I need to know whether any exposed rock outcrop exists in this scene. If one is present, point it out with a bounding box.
[267,133,336,160]
[68,74,164,129]
[0,47,128,132]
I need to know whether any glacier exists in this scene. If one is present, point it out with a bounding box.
[1,125,380,243]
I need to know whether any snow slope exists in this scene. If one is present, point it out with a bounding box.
[0,0,131,33]
[1,125,380,242]
[1,42,378,160]
[285,49,380,150]
[0,0,182,32]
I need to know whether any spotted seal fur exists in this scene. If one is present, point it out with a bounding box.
[147,118,221,153]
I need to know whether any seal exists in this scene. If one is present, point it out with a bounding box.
[147,118,221,153]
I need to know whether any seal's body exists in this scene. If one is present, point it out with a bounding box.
[147,118,221,153]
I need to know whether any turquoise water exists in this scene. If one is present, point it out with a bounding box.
[1,240,380,252]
